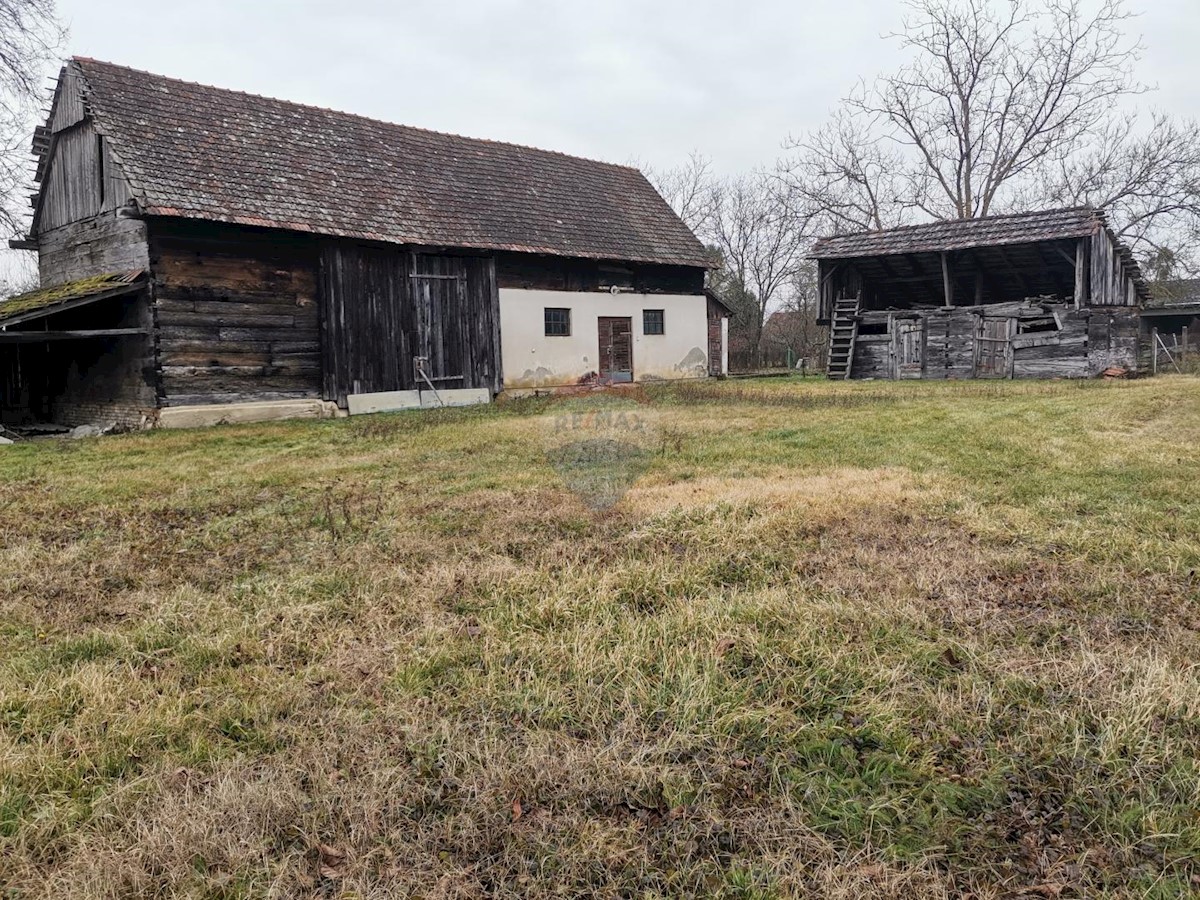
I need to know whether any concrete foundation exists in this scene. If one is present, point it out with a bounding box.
[158,399,339,429]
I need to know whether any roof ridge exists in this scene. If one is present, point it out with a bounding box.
[71,56,646,176]
[813,206,1099,244]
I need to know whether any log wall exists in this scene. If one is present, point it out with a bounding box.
[38,214,150,286]
[148,221,322,407]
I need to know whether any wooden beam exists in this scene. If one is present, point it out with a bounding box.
[941,252,954,308]
[0,327,149,343]
[1074,238,1086,308]
[820,261,842,288]
[1053,243,1077,267]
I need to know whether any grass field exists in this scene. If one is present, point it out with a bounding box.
[2,377,1199,898]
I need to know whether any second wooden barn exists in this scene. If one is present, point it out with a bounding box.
[811,209,1148,380]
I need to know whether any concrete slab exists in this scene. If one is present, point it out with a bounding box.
[419,388,492,409]
[159,399,332,429]
[347,391,422,415]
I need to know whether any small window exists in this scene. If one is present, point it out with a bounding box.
[643,309,665,335]
[544,307,571,336]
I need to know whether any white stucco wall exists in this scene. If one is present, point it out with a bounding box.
[499,288,711,389]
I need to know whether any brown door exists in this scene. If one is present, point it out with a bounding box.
[975,317,1014,378]
[598,317,633,383]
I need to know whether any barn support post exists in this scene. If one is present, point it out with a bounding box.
[941,252,953,308]
[1151,327,1159,375]
[1182,326,1189,364]
[1074,238,1086,308]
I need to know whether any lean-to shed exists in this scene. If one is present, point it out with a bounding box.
[810,208,1148,380]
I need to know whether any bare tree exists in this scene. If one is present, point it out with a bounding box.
[709,173,810,364]
[1030,112,1200,270]
[0,0,62,238]
[862,0,1144,219]
[640,151,717,235]
[792,0,1152,234]
[780,110,916,234]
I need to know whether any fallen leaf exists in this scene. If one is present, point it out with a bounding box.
[941,646,964,669]
[318,844,346,879]
[714,637,737,657]
[511,799,523,821]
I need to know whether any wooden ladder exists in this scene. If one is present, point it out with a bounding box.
[826,294,860,379]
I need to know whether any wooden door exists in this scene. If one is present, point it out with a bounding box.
[412,267,467,388]
[598,316,633,383]
[892,318,925,379]
[320,245,501,407]
[975,316,1014,378]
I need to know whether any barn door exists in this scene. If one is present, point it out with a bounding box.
[892,318,925,379]
[975,316,1014,378]
[598,316,633,383]
[411,261,467,388]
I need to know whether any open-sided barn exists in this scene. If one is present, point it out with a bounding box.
[1,59,720,428]
[811,209,1148,380]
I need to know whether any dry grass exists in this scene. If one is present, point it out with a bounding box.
[2,377,1199,898]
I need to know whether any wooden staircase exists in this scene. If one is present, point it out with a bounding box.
[827,294,861,379]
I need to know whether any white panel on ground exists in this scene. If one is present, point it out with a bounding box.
[346,391,422,415]
[419,389,492,409]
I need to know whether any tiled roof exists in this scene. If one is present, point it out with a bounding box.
[70,59,709,268]
[810,207,1107,259]
[1149,278,1200,308]
[811,206,1149,302]
[0,270,144,325]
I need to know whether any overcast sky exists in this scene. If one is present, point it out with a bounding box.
[54,0,1200,176]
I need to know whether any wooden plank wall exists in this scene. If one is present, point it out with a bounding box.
[1088,231,1139,307]
[37,123,134,234]
[149,222,321,407]
[319,241,412,405]
[852,302,1108,379]
[48,64,87,133]
[496,253,703,295]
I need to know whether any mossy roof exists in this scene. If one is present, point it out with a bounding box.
[0,270,144,325]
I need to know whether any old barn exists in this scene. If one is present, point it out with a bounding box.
[812,209,1148,380]
[1,59,719,429]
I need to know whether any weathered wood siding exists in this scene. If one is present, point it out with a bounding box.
[320,243,501,406]
[33,60,144,288]
[850,301,1136,379]
[38,215,149,286]
[36,122,135,233]
[1088,231,1141,307]
[47,63,87,133]
[149,221,322,407]
[497,253,703,295]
